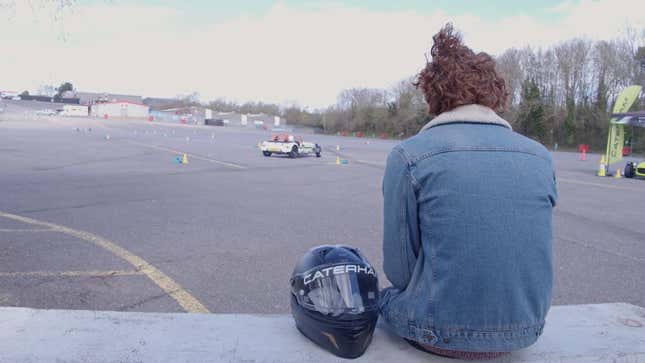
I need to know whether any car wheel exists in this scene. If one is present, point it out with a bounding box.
[262,151,272,157]
[289,146,298,158]
[625,163,635,178]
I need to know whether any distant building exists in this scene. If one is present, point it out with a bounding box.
[59,104,89,117]
[210,112,280,128]
[151,106,211,124]
[60,90,76,99]
[142,97,180,111]
[18,94,80,104]
[90,101,149,119]
[77,92,142,106]
[0,91,19,99]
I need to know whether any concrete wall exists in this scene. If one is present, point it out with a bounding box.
[1,303,644,362]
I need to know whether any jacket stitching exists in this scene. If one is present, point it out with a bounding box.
[429,231,437,329]
[393,146,419,188]
[399,193,409,284]
[411,147,552,164]
[392,146,414,285]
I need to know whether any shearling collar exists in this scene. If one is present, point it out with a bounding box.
[419,104,512,133]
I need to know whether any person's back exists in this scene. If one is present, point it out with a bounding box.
[379,24,557,359]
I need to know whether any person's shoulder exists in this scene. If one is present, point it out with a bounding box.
[507,131,553,162]
[392,132,435,161]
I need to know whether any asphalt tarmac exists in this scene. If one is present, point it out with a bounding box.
[1,108,644,314]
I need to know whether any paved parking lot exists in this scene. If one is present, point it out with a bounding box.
[1,110,644,313]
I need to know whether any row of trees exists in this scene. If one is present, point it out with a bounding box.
[206,32,644,152]
[497,33,644,150]
[25,82,73,98]
[36,36,642,152]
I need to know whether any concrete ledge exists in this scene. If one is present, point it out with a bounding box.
[1,303,644,362]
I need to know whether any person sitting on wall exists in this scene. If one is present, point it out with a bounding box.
[379,23,557,360]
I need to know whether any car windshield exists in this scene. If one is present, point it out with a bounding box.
[269,134,294,142]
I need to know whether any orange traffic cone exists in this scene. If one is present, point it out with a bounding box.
[613,169,621,178]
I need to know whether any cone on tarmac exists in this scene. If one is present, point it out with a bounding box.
[181,153,189,164]
[613,168,621,178]
[597,155,606,177]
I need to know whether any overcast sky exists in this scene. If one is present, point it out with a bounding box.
[0,0,643,108]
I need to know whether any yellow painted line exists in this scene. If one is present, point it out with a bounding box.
[0,228,52,232]
[126,140,246,170]
[0,211,210,313]
[557,177,642,192]
[0,270,142,278]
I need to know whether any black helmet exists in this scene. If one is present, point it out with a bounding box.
[290,245,379,359]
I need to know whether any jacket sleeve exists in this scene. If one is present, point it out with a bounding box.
[382,147,420,290]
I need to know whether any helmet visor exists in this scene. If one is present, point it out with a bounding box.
[292,263,379,316]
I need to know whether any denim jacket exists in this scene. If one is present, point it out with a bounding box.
[379,104,557,352]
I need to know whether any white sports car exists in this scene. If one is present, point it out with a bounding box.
[260,134,321,158]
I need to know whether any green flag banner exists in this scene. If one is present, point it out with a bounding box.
[606,124,625,166]
[605,85,642,167]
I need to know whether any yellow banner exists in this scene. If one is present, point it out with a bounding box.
[611,85,642,116]
[605,85,642,166]
[606,124,624,165]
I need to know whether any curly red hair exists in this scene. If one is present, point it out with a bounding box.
[415,23,507,115]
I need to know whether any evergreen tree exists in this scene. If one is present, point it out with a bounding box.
[563,96,576,145]
[517,79,546,142]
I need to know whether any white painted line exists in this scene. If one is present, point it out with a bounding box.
[0,270,142,278]
[558,177,642,192]
[0,228,53,232]
[126,140,247,170]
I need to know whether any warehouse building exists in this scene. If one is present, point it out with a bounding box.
[90,101,149,119]
[77,92,142,106]
[207,112,281,128]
